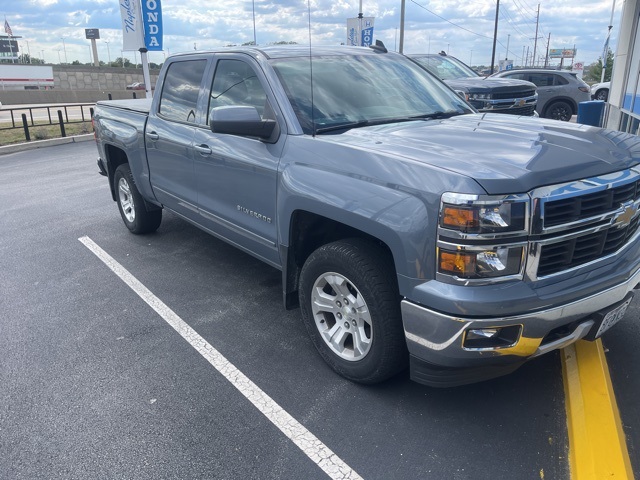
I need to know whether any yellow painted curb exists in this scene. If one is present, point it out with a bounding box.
[561,340,634,479]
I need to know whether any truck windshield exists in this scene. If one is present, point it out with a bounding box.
[411,55,479,81]
[270,53,472,134]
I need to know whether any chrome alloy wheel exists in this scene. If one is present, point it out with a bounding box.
[310,272,372,361]
[118,177,136,223]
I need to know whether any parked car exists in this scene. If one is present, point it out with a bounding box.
[410,53,538,116]
[126,82,146,90]
[591,81,610,101]
[491,68,591,121]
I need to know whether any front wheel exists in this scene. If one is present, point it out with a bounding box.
[114,164,162,234]
[299,239,408,384]
[544,100,573,121]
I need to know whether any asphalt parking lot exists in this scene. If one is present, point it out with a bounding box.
[1,141,638,479]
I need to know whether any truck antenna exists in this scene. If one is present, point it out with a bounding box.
[307,0,316,137]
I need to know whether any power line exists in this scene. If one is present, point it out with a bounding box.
[408,0,494,40]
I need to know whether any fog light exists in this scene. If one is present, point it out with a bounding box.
[463,325,522,350]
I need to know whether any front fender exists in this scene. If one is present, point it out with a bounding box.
[277,162,435,296]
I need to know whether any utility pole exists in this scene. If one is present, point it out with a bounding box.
[522,46,526,67]
[601,0,616,83]
[399,0,405,53]
[490,0,499,74]
[532,3,540,68]
[545,33,550,67]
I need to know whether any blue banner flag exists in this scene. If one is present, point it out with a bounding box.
[141,0,163,51]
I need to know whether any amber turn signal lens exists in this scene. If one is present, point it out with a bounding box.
[439,251,476,276]
[442,206,478,230]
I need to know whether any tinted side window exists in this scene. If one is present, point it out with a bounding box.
[503,73,525,80]
[554,75,569,85]
[208,59,270,123]
[527,74,555,87]
[159,60,207,123]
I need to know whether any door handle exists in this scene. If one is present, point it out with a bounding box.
[194,144,212,155]
[146,131,159,140]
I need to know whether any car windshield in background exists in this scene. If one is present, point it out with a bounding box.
[411,55,480,81]
[270,54,472,134]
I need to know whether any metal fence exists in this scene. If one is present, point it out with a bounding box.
[0,103,95,142]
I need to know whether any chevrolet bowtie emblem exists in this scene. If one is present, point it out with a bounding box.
[613,203,638,228]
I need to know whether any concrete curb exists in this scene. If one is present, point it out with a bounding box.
[562,340,634,479]
[0,134,95,156]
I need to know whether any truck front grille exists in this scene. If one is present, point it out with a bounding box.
[491,89,536,100]
[531,168,640,279]
[537,216,640,276]
[497,105,536,116]
[544,179,640,227]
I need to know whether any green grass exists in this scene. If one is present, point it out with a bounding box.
[0,122,93,147]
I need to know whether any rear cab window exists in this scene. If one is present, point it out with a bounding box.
[158,59,208,123]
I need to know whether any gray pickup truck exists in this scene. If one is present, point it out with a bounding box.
[93,45,640,387]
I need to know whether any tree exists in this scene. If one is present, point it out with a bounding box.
[585,48,614,83]
[17,53,44,64]
[112,57,132,68]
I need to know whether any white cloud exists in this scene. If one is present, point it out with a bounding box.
[5,0,623,67]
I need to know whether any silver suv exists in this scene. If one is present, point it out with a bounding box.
[491,69,591,121]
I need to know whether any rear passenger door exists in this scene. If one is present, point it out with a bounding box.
[192,54,286,267]
[524,73,558,111]
[146,57,209,218]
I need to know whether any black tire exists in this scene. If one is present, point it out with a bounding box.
[544,100,573,121]
[595,89,609,101]
[114,164,162,234]
[298,238,408,384]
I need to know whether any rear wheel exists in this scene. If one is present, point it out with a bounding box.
[114,164,162,234]
[595,89,609,101]
[544,100,573,121]
[299,239,408,384]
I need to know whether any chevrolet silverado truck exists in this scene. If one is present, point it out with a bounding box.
[93,44,640,387]
[410,52,538,116]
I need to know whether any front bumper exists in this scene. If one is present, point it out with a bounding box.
[402,264,640,386]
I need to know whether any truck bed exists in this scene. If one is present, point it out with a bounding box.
[96,98,152,114]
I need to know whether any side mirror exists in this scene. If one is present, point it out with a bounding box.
[454,90,468,100]
[210,106,277,140]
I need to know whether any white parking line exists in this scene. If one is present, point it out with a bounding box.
[79,235,362,480]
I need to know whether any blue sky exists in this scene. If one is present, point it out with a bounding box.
[2,0,621,67]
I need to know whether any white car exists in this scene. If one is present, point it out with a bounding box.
[591,81,610,101]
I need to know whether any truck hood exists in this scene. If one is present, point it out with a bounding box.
[319,113,640,194]
[444,77,535,94]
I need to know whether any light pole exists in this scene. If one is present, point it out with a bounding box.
[104,40,111,64]
[41,50,45,63]
[121,50,125,68]
[60,37,68,64]
[57,49,62,64]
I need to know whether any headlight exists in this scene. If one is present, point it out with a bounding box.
[437,193,530,283]
[438,245,524,279]
[468,93,491,100]
[440,201,526,234]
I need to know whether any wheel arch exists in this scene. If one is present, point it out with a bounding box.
[104,144,129,201]
[280,199,433,310]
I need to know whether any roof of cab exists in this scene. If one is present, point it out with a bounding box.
[165,45,394,61]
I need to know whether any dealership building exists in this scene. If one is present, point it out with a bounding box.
[607,0,640,133]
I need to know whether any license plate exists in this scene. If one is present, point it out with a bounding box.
[595,299,632,338]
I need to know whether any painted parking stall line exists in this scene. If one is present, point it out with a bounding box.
[79,236,362,480]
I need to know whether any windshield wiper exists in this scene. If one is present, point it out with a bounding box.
[315,120,374,134]
[314,112,464,134]
[409,110,464,120]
